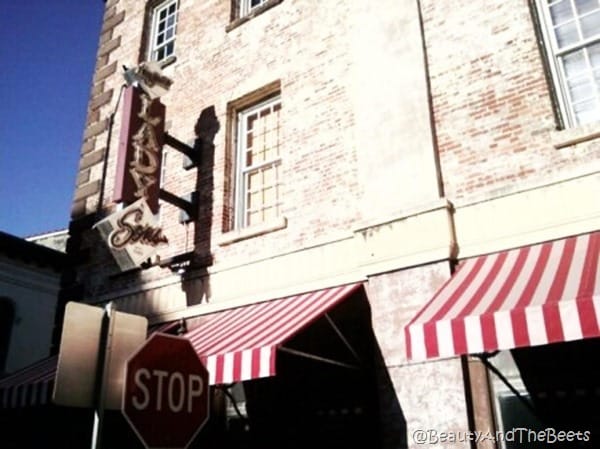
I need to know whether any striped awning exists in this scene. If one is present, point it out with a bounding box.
[0,356,57,408]
[184,283,363,385]
[405,231,600,361]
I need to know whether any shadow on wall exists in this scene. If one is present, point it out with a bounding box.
[181,106,219,307]
[373,340,408,449]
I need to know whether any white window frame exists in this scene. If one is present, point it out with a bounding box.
[535,0,600,127]
[234,96,282,229]
[240,0,269,17]
[149,0,179,63]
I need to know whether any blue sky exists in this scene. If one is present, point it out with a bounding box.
[0,2,105,238]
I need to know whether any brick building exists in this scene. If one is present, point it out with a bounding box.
[2,0,599,448]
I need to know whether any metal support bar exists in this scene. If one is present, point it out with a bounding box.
[91,302,114,449]
[157,251,195,269]
[475,353,543,423]
[324,313,361,364]
[278,346,360,370]
[159,189,197,222]
[164,133,200,169]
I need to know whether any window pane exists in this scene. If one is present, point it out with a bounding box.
[568,75,594,102]
[264,130,277,152]
[550,0,574,25]
[574,98,600,123]
[590,42,600,67]
[254,113,265,136]
[580,10,600,38]
[595,68,600,84]
[563,49,587,77]
[555,21,580,47]
[263,165,276,185]
[248,190,260,209]
[247,210,260,226]
[263,207,276,222]
[264,187,276,205]
[252,140,265,163]
[247,113,257,130]
[575,0,599,14]
[247,171,260,190]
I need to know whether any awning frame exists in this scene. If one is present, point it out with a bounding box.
[185,283,365,385]
[279,312,362,371]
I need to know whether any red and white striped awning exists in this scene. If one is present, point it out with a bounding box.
[184,283,363,385]
[0,356,57,408]
[405,231,600,361]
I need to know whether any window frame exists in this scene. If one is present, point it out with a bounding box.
[234,95,283,229]
[148,0,179,63]
[240,0,268,17]
[535,0,600,128]
[227,0,284,31]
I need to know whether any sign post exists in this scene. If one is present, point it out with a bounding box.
[53,301,147,449]
[123,333,210,449]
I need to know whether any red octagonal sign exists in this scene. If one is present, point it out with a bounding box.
[123,333,210,449]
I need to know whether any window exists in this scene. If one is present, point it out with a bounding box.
[149,0,178,63]
[235,96,282,228]
[536,0,600,127]
[227,0,284,31]
[240,0,269,16]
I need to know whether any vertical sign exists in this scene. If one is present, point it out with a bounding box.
[53,302,148,409]
[113,85,166,214]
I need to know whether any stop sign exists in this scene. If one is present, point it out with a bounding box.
[123,333,210,449]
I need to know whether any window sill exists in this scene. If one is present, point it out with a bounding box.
[157,55,177,69]
[551,121,600,149]
[226,0,284,33]
[217,216,287,246]
[145,55,177,69]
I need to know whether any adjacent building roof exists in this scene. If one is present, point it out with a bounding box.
[0,230,67,271]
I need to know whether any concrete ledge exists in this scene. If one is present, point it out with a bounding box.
[454,171,600,258]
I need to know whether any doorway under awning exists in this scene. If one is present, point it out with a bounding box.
[405,231,599,361]
[183,282,365,385]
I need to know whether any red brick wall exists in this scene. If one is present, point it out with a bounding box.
[70,0,364,293]
[70,0,599,297]
[422,0,599,201]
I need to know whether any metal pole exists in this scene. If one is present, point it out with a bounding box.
[91,302,114,449]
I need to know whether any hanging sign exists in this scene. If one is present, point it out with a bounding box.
[113,85,165,214]
[94,198,168,271]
